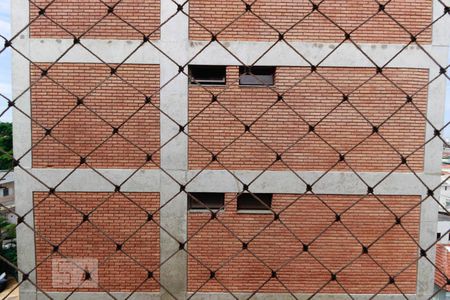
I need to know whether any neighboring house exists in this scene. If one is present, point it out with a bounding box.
[438,213,450,244]
[440,176,450,212]
[0,172,15,224]
[10,0,450,299]
[435,244,450,300]
[438,150,450,299]
[435,148,450,299]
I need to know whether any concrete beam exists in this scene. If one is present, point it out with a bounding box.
[15,168,441,196]
[35,291,419,300]
[35,291,160,300]
[188,293,419,300]
[21,169,161,192]
[29,39,449,69]
[28,39,161,65]
[186,170,436,196]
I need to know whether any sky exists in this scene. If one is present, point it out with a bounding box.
[0,0,11,122]
[0,2,449,135]
[445,63,450,137]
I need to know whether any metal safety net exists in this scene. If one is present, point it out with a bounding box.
[0,0,449,299]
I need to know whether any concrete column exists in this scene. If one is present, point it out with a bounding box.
[11,1,37,299]
[159,0,189,299]
[11,0,31,168]
[417,1,450,297]
[417,178,441,299]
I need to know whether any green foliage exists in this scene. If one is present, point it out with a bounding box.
[0,216,15,240]
[0,215,17,277]
[0,123,12,171]
[1,247,17,269]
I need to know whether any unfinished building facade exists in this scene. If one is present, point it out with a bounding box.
[9,0,450,299]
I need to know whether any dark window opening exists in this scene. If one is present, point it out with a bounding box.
[239,66,275,86]
[188,192,225,210]
[2,188,8,197]
[189,65,226,85]
[437,232,442,239]
[237,193,272,211]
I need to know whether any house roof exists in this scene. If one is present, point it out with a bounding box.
[439,212,450,222]
[436,244,450,292]
[0,172,14,185]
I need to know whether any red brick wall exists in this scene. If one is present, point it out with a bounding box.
[30,0,160,39]
[435,244,450,292]
[34,192,160,292]
[189,0,432,43]
[31,63,160,169]
[187,194,420,294]
[188,66,428,172]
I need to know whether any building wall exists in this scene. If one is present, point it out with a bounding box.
[435,244,450,293]
[189,66,428,172]
[11,0,450,299]
[438,221,450,244]
[189,0,432,43]
[187,194,420,294]
[439,177,450,211]
[1,182,14,196]
[29,0,160,39]
[0,181,16,223]
[30,63,160,169]
[33,192,160,292]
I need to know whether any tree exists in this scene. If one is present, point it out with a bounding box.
[0,216,15,240]
[0,123,12,171]
[0,216,16,278]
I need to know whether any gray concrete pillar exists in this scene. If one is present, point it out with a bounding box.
[159,0,189,298]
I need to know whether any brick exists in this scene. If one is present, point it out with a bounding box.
[189,0,432,43]
[187,194,420,293]
[188,66,428,172]
[30,0,160,39]
[34,192,160,292]
[435,244,450,292]
[31,63,160,169]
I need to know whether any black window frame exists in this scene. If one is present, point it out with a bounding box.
[239,66,276,86]
[237,193,273,211]
[189,65,226,85]
[188,192,225,210]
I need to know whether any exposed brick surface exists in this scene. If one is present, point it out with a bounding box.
[189,0,432,43]
[31,63,160,169]
[34,192,160,292]
[435,244,450,292]
[30,0,160,39]
[188,66,428,172]
[187,194,420,294]
[26,0,435,296]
